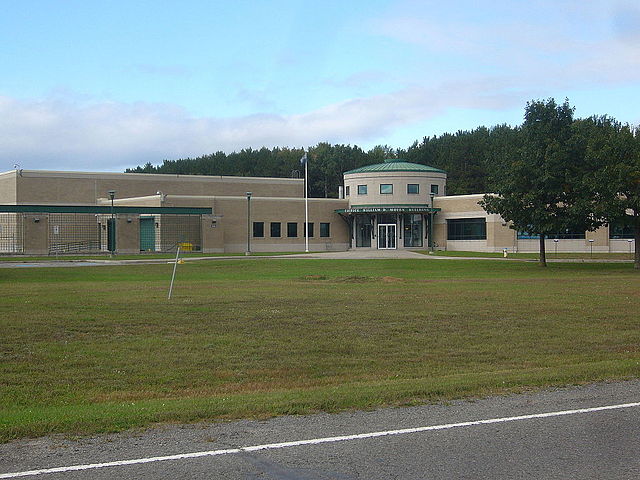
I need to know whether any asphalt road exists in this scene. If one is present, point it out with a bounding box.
[1,380,639,479]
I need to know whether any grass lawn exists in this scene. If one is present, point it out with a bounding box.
[1,258,639,442]
[417,250,635,260]
[0,251,301,262]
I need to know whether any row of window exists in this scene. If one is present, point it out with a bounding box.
[253,222,330,238]
[521,225,635,240]
[446,220,635,241]
[517,231,585,240]
[345,184,440,195]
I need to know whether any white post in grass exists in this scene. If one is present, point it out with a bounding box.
[301,152,309,252]
[168,245,181,300]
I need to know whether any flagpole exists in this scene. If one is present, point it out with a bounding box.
[304,153,309,252]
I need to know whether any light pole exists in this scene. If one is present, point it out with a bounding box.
[108,190,116,256]
[588,239,594,259]
[246,192,252,255]
[553,238,558,256]
[428,192,435,252]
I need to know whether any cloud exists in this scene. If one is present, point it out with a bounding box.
[0,79,523,171]
[369,1,640,89]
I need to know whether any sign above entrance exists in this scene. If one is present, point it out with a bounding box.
[336,205,440,214]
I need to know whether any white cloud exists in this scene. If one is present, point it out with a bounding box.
[0,78,523,171]
[369,1,640,89]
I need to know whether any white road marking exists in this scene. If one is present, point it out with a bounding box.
[1,401,639,478]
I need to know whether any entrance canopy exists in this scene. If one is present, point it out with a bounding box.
[335,204,440,215]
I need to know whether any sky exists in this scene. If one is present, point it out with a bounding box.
[1,0,639,172]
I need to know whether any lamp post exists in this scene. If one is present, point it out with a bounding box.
[553,238,559,256]
[107,190,116,256]
[428,192,435,252]
[246,192,252,255]
[588,239,594,259]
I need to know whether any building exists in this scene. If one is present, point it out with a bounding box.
[0,160,635,255]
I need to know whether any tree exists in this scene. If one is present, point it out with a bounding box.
[576,117,640,269]
[480,98,604,266]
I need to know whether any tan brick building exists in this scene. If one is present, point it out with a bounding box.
[0,160,634,255]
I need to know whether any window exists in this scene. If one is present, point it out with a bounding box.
[270,222,281,237]
[357,184,367,195]
[549,231,585,240]
[287,222,298,237]
[407,184,419,194]
[447,218,486,240]
[303,222,314,237]
[355,215,372,247]
[345,186,350,196]
[431,184,439,195]
[609,221,634,239]
[403,214,423,247]
[517,230,586,240]
[320,222,330,237]
[253,222,264,238]
[380,184,393,194]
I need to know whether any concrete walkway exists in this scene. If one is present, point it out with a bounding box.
[0,250,634,268]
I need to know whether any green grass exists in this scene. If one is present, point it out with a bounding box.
[419,250,635,260]
[1,259,639,441]
[0,251,303,262]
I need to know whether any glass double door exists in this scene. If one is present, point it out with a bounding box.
[378,224,396,249]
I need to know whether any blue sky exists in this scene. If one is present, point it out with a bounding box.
[1,0,639,172]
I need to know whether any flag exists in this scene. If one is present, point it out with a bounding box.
[300,152,307,165]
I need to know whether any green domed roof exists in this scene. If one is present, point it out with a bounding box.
[344,159,446,175]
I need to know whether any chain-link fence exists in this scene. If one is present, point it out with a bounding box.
[48,213,104,254]
[158,215,202,251]
[0,209,205,255]
[0,213,23,253]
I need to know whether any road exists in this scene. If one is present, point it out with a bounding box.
[1,380,639,479]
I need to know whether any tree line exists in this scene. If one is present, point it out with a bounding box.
[125,126,519,198]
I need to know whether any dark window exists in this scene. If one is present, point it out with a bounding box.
[517,230,586,240]
[355,215,372,247]
[403,214,423,247]
[357,184,367,195]
[303,222,314,237]
[320,222,330,237]
[609,221,634,239]
[431,184,439,195]
[407,184,419,194]
[270,222,281,237]
[345,186,350,196]
[287,222,298,237]
[447,218,486,240]
[380,184,393,194]
[253,222,264,238]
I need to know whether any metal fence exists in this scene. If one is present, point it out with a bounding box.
[158,215,202,251]
[0,213,23,253]
[0,209,206,255]
[48,213,104,254]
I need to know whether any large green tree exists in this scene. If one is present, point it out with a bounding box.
[480,99,604,266]
[575,116,640,268]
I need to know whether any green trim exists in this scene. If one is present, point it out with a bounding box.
[0,205,212,215]
[336,204,440,214]
[344,160,446,175]
[349,204,434,208]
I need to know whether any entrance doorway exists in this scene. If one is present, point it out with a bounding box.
[377,224,396,249]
